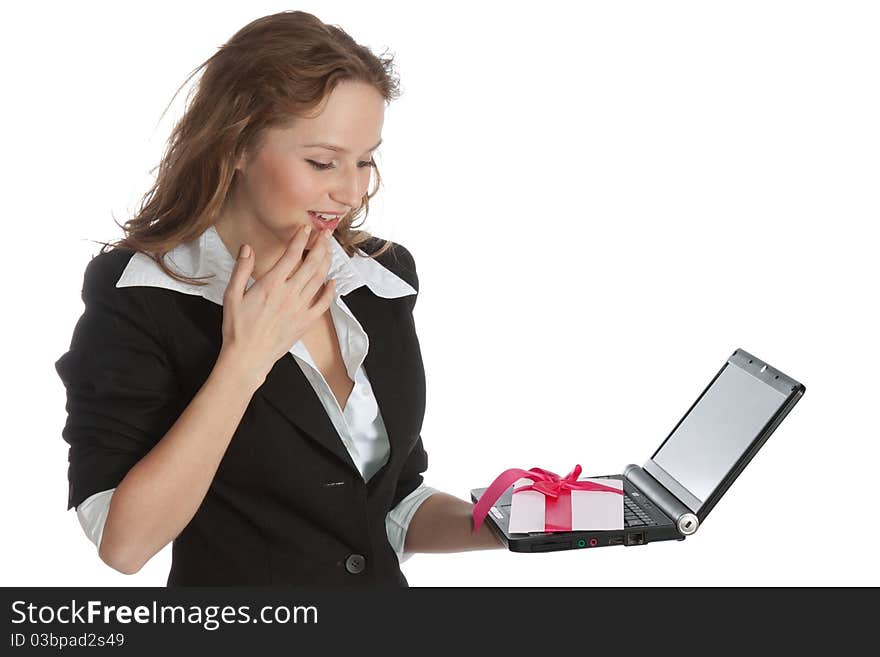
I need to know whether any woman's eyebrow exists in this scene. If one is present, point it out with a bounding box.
[302,138,383,154]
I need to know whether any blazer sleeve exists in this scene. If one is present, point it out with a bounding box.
[391,435,429,510]
[368,238,418,311]
[55,251,183,511]
[385,243,431,559]
[387,241,429,508]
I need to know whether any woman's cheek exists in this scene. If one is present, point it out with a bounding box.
[266,159,312,209]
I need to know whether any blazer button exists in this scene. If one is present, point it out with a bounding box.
[345,554,366,574]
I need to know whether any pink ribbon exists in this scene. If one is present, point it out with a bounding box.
[472,464,624,533]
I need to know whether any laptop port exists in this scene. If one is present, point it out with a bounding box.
[531,540,571,552]
[609,536,624,545]
[626,532,645,546]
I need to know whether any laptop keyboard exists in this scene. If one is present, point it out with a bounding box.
[624,495,657,527]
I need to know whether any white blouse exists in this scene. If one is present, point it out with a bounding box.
[76,225,437,565]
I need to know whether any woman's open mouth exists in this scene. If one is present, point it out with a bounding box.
[308,211,341,231]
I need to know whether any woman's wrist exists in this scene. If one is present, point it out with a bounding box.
[213,346,268,394]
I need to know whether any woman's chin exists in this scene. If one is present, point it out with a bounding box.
[274,222,314,248]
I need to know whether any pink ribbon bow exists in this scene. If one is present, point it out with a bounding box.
[472,464,624,534]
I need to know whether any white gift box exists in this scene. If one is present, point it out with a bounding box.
[507,476,625,533]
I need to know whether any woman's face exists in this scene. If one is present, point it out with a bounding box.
[221,80,385,251]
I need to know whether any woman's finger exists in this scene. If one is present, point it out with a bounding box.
[223,243,254,307]
[285,233,330,297]
[308,279,336,313]
[267,225,312,286]
[297,248,333,307]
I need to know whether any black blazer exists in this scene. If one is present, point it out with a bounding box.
[55,238,428,587]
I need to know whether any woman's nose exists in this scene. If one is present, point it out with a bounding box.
[330,164,365,209]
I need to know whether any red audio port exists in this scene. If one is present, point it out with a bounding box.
[589,538,598,547]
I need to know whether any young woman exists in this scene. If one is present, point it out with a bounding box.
[55,10,503,587]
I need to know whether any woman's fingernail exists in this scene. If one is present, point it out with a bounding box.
[238,244,250,259]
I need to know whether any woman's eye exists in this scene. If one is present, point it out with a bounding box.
[306,160,376,170]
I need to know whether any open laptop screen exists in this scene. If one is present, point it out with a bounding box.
[647,354,791,512]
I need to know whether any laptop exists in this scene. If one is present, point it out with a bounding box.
[470,348,805,552]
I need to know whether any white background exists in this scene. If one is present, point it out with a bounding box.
[2,0,877,587]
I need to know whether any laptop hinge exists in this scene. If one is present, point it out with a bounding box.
[623,464,699,536]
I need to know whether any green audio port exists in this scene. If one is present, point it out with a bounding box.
[577,539,586,548]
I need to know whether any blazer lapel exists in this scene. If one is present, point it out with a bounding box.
[259,351,360,474]
[190,296,359,475]
[258,286,414,483]
[341,287,414,491]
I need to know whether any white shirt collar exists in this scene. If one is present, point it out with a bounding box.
[115,224,416,304]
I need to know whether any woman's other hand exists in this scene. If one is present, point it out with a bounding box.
[219,224,335,387]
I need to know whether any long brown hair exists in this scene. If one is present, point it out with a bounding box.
[102,10,401,287]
